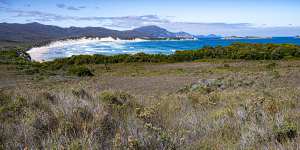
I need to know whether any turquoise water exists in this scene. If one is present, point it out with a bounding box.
[29,37,300,61]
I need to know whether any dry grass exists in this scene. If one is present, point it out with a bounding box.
[1,60,300,149]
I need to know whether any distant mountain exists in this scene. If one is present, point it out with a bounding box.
[0,23,194,43]
[131,25,174,38]
[130,25,194,39]
[173,32,195,39]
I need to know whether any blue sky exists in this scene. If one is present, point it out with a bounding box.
[0,0,300,36]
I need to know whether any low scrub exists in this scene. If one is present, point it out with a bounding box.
[45,43,300,66]
[2,43,300,77]
[68,66,94,77]
[1,80,300,149]
[274,121,298,142]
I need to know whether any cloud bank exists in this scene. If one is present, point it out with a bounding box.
[0,0,9,5]
[56,3,85,11]
[1,6,300,36]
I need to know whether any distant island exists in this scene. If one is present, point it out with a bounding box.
[222,36,272,40]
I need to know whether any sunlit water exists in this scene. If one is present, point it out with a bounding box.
[28,37,300,61]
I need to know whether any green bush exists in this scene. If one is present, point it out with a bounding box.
[24,67,40,75]
[274,121,298,142]
[0,97,28,122]
[68,66,94,77]
[266,62,278,69]
[45,43,300,66]
[0,48,31,64]
[0,92,10,106]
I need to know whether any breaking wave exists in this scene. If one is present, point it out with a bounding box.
[27,37,146,62]
[27,37,300,62]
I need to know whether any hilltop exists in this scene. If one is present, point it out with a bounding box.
[0,22,194,43]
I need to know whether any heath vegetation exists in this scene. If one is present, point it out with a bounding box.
[0,43,300,149]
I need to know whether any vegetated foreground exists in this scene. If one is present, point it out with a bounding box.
[1,60,300,149]
[1,43,300,149]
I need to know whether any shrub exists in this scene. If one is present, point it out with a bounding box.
[274,121,298,142]
[30,111,59,138]
[99,91,132,106]
[266,62,278,69]
[0,92,10,106]
[68,66,94,77]
[42,92,57,104]
[72,88,91,99]
[68,140,83,150]
[0,49,31,64]
[71,107,93,123]
[98,91,138,120]
[223,64,230,68]
[0,97,28,122]
[24,67,40,75]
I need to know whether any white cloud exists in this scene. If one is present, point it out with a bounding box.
[1,7,300,36]
[0,0,9,5]
[56,3,85,11]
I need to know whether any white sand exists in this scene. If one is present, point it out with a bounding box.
[27,37,146,62]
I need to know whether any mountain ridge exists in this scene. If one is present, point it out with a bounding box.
[0,22,194,43]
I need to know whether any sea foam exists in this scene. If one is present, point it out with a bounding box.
[27,37,146,62]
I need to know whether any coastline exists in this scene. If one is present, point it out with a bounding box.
[27,37,300,62]
[27,37,197,62]
[27,37,149,62]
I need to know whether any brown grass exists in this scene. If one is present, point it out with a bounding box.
[1,60,300,149]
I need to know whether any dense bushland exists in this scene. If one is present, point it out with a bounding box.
[1,43,300,77]
[45,43,300,67]
[1,48,300,149]
[0,48,31,64]
[2,43,300,66]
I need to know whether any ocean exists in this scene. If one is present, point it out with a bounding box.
[28,37,300,61]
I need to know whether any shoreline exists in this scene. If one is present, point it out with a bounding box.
[27,37,150,62]
[27,37,300,62]
[27,37,197,62]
